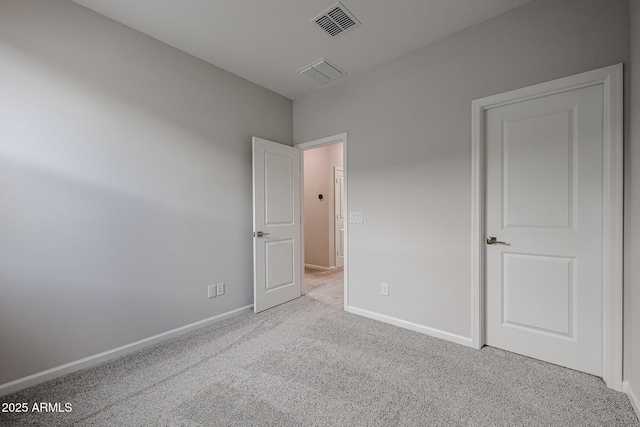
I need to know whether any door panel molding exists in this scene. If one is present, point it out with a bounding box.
[471,64,623,390]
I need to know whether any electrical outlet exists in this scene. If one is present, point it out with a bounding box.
[216,283,225,296]
[208,285,217,299]
[381,282,389,296]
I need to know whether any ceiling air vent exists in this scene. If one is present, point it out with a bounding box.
[299,58,346,84]
[312,2,360,38]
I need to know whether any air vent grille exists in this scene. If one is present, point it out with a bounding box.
[299,58,346,84]
[312,2,360,38]
[316,15,343,37]
[328,7,356,30]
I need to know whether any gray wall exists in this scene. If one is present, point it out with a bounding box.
[627,0,640,409]
[294,0,628,339]
[0,0,292,385]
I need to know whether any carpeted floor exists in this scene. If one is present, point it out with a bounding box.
[303,267,345,293]
[1,269,638,426]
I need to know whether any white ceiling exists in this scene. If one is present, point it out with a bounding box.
[70,0,534,100]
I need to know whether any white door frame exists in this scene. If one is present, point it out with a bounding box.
[470,64,623,391]
[334,166,345,269]
[296,133,348,310]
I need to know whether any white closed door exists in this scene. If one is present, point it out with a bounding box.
[252,137,301,313]
[485,84,604,376]
[334,167,344,269]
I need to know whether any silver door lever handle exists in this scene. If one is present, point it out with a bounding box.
[253,231,270,237]
[487,237,510,246]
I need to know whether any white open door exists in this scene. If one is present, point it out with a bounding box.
[252,137,301,313]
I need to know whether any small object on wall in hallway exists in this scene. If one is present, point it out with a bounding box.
[381,282,389,296]
[349,212,363,223]
[208,285,217,299]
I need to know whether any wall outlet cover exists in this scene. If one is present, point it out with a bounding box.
[381,282,389,296]
[216,283,225,296]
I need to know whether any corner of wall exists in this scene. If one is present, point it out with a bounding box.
[623,381,640,420]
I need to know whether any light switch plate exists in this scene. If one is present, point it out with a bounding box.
[349,212,363,223]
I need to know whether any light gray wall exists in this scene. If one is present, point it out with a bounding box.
[626,0,640,410]
[0,0,292,385]
[294,0,628,338]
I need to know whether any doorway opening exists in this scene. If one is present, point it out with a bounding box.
[296,134,348,309]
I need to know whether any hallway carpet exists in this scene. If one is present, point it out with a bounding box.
[1,271,637,426]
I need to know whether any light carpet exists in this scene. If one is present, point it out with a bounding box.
[1,270,638,426]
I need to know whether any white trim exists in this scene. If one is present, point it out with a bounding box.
[470,63,624,390]
[0,305,252,397]
[347,305,473,347]
[623,381,640,420]
[333,166,344,268]
[295,133,347,150]
[470,88,486,351]
[602,64,625,391]
[296,133,349,310]
[305,264,336,271]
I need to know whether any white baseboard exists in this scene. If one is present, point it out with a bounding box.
[0,305,253,397]
[304,264,336,271]
[623,381,640,420]
[346,305,473,348]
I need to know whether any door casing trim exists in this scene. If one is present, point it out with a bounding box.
[470,64,623,391]
[333,166,344,269]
